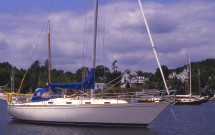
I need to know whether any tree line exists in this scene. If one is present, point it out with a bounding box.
[0,60,123,93]
[0,58,215,95]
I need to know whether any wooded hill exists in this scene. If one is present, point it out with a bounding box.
[0,58,214,95]
[169,59,215,95]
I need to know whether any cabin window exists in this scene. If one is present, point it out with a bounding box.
[85,102,91,104]
[48,102,53,104]
[104,102,110,104]
[66,102,72,104]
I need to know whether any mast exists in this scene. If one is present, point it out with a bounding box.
[138,0,169,95]
[187,53,191,96]
[189,57,192,96]
[11,67,15,93]
[187,65,190,95]
[48,20,52,83]
[198,68,201,96]
[91,0,98,98]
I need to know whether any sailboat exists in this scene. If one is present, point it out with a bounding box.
[7,0,169,127]
[192,68,209,103]
[175,54,202,105]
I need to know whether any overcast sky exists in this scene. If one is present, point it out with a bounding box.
[0,0,214,73]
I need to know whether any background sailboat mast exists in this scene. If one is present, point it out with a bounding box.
[187,66,190,95]
[48,20,51,83]
[198,68,201,95]
[187,54,190,95]
[138,0,169,95]
[187,53,191,96]
[11,67,15,93]
[91,0,98,98]
[189,57,192,96]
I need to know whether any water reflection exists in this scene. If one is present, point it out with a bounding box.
[7,120,160,135]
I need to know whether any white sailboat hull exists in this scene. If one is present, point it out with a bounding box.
[8,102,169,126]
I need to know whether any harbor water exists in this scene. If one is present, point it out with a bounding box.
[1,99,215,135]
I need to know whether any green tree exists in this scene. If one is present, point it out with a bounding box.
[111,60,118,72]
[124,69,130,74]
[109,71,122,86]
[137,70,144,76]
[143,80,155,89]
[0,62,12,71]
[95,65,110,82]
[0,68,10,87]
[75,67,89,82]
[65,71,75,82]
[169,77,185,94]
[155,65,169,82]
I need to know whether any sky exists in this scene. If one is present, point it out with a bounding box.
[0,0,215,73]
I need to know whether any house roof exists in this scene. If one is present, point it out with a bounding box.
[129,71,138,76]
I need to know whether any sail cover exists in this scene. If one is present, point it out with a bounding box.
[30,88,50,102]
[31,88,62,102]
[48,69,95,89]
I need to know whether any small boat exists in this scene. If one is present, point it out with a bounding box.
[0,92,7,101]
[175,96,202,105]
[175,54,203,105]
[196,69,209,103]
[209,96,215,101]
[198,96,209,103]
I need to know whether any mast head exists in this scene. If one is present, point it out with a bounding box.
[48,20,50,33]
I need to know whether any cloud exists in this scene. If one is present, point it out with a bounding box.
[0,0,215,73]
[0,40,8,49]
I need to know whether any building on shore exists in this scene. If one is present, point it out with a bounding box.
[95,83,107,91]
[169,69,188,82]
[121,71,147,88]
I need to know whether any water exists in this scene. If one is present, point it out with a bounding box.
[1,99,215,135]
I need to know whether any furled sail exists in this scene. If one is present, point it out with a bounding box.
[48,69,95,89]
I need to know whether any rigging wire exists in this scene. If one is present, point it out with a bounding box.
[36,29,48,88]
[107,56,148,85]
[37,70,41,88]
[93,0,107,83]
[80,56,149,96]
[20,76,32,91]
[97,0,101,67]
[17,0,55,94]
[138,0,169,95]
[96,54,154,95]
[93,0,152,92]
[83,0,89,79]
[81,0,90,90]
[96,0,162,94]
[102,0,107,83]
[96,78,122,95]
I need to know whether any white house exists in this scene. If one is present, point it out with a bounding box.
[121,72,145,88]
[95,83,107,90]
[131,76,145,84]
[121,73,130,84]
[169,68,188,82]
